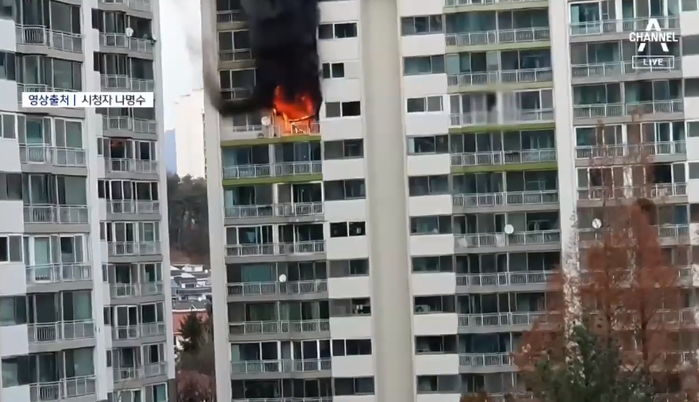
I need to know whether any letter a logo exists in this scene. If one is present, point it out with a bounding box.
[638,18,669,53]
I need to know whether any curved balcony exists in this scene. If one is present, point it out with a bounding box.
[24,205,88,224]
[16,24,82,53]
[453,190,559,209]
[451,149,556,167]
[29,376,96,402]
[455,230,561,249]
[448,67,553,88]
[231,358,331,375]
[570,16,679,37]
[446,27,550,47]
[573,100,683,120]
[228,280,327,297]
[107,200,160,215]
[226,241,325,257]
[450,108,554,127]
[100,74,155,92]
[103,116,157,134]
[229,319,330,336]
[20,145,86,168]
[223,161,322,180]
[225,202,323,219]
[456,271,555,288]
[105,158,159,174]
[27,320,94,343]
[107,241,161,256]
[26,263,91,285]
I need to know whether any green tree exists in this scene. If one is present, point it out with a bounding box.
[179,311,205,353]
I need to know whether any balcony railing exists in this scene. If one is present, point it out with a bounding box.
[26,263,91,284]
[217,9,245,23]
[24,205,88,224]
[231,358,331,374]
[232,399,333,402]
[448,67,553,87]
[228,280,328,296]
[27,320,94,343]
[445,0,545,7]
[100,74,155,91]
[453,190,559,208]
[575,141,686,159]
[229,319,330,336]
[114,362,166,382]
[105,158,159,174]
[459,353,513,368]
[225,202,323,219]
[573,100,683,119]
[107,200,160,215]
[570,16,679,36]
[572,59,681,79]
[451,149,556,166]
[110,281,164,298]
[107,241,161,256]
[99,0,152,12]
[458,311,554,329]
[579,224,689,243]
[220,49,253,62]
[20,145,87,167]
[16,24,82,53]
[455,230,561,248]
[99,33,154,54]
[223,161,322,180]
[103,116,157,134]
[456,271,555,287]
[578,183,687,201]
[451,109,554,127]
[113,322,165,340]
[446,27,550,47]
[29,376,96,402]
[226,241,325,257]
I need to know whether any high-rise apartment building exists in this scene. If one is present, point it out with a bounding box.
[0,1,174,401]
[204,0,699,400]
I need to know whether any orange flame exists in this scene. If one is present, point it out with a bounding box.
[272,86,317,136]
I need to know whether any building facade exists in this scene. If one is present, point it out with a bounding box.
[0,1,175,401]
[204,0,699,401]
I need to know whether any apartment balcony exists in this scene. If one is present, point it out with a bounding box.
[223,161,322,180]
[228,280,328,297]
[573,100,684,120]
[570,16,679,37]
[99,33,154,55]
[231,358,331,375]
[113,322,166,340]
[446,27,550,48]
[222,87,254,101]
[232,399,332,402]
[445,0,547,8]
[453,190,559,210]
[578,224,689,245]
[455,230,561,249]
[103,116,157,134]
[448,68,553,88]
[114,362,167,382]
[107,200,160,215]
[26,263,91,285]
[16,24,82,53]
[450,109,554,127]
[24,205,88,224]
[107,241,161,256]
[577,183,687,203]
[20,145,87,168]
[459,353,515,372]
[229,319,330,336]
[572,60,681,82]
[451,149,556,167]
[219,49,253,62]
[29,376,96,402]
[98,0,152,13]
[458,311,555,332]
[456,271,555,289]
[216,9,246,24]
[27,320,94,343]
[575,141,686,161]
[225,202,323,220]
[110,281,164,298]
[104,158,159,174]
[100,74,155,92]
[226,241,325,257]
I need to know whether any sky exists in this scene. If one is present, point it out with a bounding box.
[160,0,203,130]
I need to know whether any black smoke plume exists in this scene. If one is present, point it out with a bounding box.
[208,0,322,116]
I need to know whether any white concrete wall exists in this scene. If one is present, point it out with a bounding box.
[323,159,366,181]
[330,316,373,338]
[414,354,459,375]
[332,355,375,377]
[406,154,451,176]
[413,313,458,336]
[410,234,455,256]
[409,195,453,216]
[328,277,372,298]
[0,325,29,357]
[411,273,456,296]
[0,263,27,297]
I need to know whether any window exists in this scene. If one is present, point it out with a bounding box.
[412,256,453,273]
[401,15,443,35]
[0,173,22,200]
[417,375,459,393]
[330,222,365,237]
[0,52,15,80]
[410,216,452,234]
[0,236,22,263]
[684,0,699,11]
[324,179,366,200]
[322,62,345,79]
[683,34,699,55]
[0,296,26,325]
[415,335,457,354]
[330,222,348,237]
[0,0,13,18]
[334,377,374,396]
[690,163,699,179]
[218,30,251,60]
[414,296,455,313]
[0,114,15,139]
[404,56,445,75]
[687,79,699,97]
[409,175,449,196]
[329,259,369,277]
[325,101,361,118]
[324,139,363,159]
[332,339,372,356]
[407,135,449,154]
[330,298,371,316]
[1,357,31,387]
[688,121,699,138]
[407,96,443,113]
[319,22,358,39]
